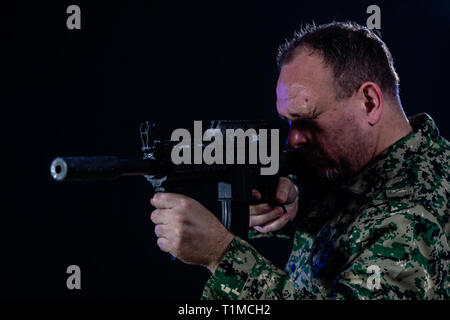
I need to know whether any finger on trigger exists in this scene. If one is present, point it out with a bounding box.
[249,207,283,227]
[250,203,272,215]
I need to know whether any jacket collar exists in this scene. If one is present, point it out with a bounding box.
[342,113,439,198]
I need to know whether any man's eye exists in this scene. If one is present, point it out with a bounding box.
[304,115,319,122]
[295,117,315,123]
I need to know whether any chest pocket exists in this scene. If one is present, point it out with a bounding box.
[383,175,416,213]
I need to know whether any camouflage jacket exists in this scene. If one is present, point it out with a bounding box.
[202,113,449,300]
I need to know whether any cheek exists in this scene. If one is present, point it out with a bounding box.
[336,119,368,161]
[317,115,354,159]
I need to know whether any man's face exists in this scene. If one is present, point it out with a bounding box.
[276,48,371,181]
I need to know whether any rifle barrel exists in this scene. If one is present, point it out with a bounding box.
[50,156,161,181]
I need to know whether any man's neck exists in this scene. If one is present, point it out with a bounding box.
[372,108,413,160]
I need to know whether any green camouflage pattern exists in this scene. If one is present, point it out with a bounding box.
[202,113,450,300]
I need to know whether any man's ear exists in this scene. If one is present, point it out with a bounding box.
[358,82,383,126]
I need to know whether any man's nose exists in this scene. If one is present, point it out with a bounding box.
[287,127,309,149]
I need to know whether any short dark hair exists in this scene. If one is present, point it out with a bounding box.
[277,21,400,100]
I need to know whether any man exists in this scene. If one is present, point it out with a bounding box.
[150,22,449,299]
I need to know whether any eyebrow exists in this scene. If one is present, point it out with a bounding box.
[278,112,315,122]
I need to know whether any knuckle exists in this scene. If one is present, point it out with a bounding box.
[175,211,187,225]
[174,226,182,239]
[171,211,181,224]
[154,193,162,202]
[178,198,187,209]
[279,176,289,185]
[281,176,291,183]
[172,236,182,252]
[180,198,193,210]
[174,225,187,243]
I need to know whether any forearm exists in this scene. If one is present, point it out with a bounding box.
[202,206,448,300]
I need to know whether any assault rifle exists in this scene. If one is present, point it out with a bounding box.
[50,120,299,240]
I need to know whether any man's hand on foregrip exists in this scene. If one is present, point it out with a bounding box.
[249,177,298,233]
[150,192,234,273]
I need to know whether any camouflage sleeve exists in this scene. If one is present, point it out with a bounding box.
[202,205,449,300]
[201,236,301,300]
[334,204,449,299]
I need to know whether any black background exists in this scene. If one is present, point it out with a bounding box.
[2,0,449,299]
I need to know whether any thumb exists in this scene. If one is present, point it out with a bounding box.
[251,189,262,201]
